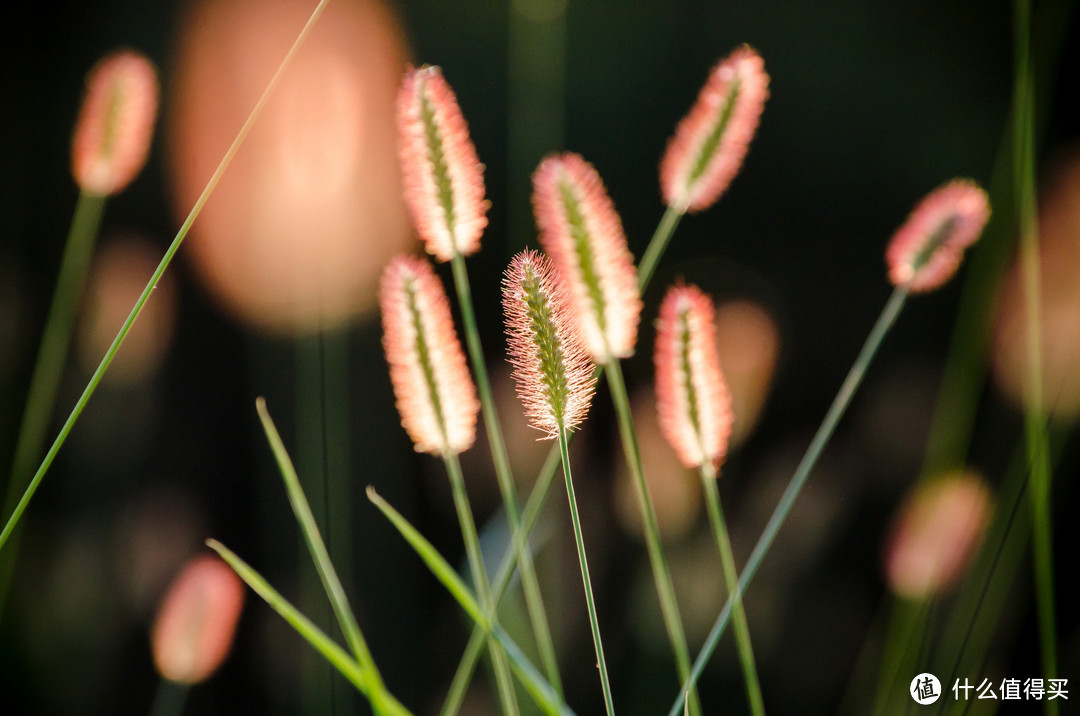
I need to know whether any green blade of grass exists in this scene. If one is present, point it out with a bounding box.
[254,398,380,681]
[205,539,412,716]
[668,285,909,716]
[0,0,334,555]
[366,487,573,716]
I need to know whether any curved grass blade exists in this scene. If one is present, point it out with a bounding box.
[366,487,574,716]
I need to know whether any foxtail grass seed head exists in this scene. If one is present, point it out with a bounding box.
[397,65,488,262]
[533,153,641,362]
[886,179,991,292]
[380,255,479,456]
[71,49,159,196]
[885,471,992,600]
[654,284,734,471]
[660,45,769,213]
[151,555,245,685]
[502,249,596,438]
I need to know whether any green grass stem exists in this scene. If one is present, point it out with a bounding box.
[605,357,700,715]
[444,453,521,716]
[558,430,615,716]
[450,253,562,696]
[0,190,105,612]
[668,285,910,716]
[0,0,333,554]
[1013,2,1057,710]
[366,487,573,716]
[444,202,688,707]
[206,539,411,716]
[699,463,765,716]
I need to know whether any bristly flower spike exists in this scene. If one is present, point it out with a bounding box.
[533,153,642,362]
[71,49,159,197]
[502,249,597,438]
[660,45,769,213]
[886,179,991,293]
[397,65,488,262]
[380,255,479,456]
[654,284,734,472]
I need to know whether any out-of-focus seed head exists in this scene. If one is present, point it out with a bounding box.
[502,249,596,438]
[72,49,159,196]
[886,179,991,293]
[654,284,734,471]
[885,471,992,600]
[660,45,769,213]
[397,65,488,262]
[533,153,641,362]
[380,255,479,456]
[151,555,245,685]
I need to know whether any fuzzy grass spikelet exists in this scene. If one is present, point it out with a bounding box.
[397,65,488,262]
[380,255,479,456]
[502,250,596,438]
[886,179,991,292]
[71,49,159,196]
[654,284,734,470]
[533,153,641,362]
[660,45,769,213]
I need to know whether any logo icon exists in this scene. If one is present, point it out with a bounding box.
[911,673,942,705]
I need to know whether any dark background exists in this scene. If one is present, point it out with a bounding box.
[0,1,1078,714]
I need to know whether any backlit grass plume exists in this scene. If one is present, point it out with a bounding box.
[380,255,479,456]
[71,49,159,197]
[654,284,734,471]
[886,179,991,292]
[502,250,597,438]
[533,153,641,362]
[660,45,769,213]
[397,65,488,262]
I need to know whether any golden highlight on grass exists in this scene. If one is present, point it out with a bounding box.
[654,284,734,471]
[71,49,158,197]
[886,179,991,292]
[502,249,596,438]
[532,152,641,362]
[379,255,479,456]
[397,65,489,262]
[660,45,769,213]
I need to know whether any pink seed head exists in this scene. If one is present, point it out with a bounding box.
[654,284,734,470]
[660,45,769,213]
[502,249,596,438]
[886,179,991,293]
[885,471,992,599]
[532,153,641,362]
[380,255,479,456]
[397,65,488,262]
[71,49,159,196]
[151,555,245,685]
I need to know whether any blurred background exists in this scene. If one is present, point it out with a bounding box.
[1,0,1078,714]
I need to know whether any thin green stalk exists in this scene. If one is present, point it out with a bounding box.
[636,205,684,291]
[366,487,573,716]
[207,539,411,716]
[0,0,334,554]
[450,253,562,695]
[445,202,688,708]
[0,190,105,612]
[870,598,929,716]
[668,285,910,716]
[699,463,765,716]
[255,399,378,678]
[558,430,615,716]
[1013,0,1057,708]
[605,358,700,715]
[444,453,521,716]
